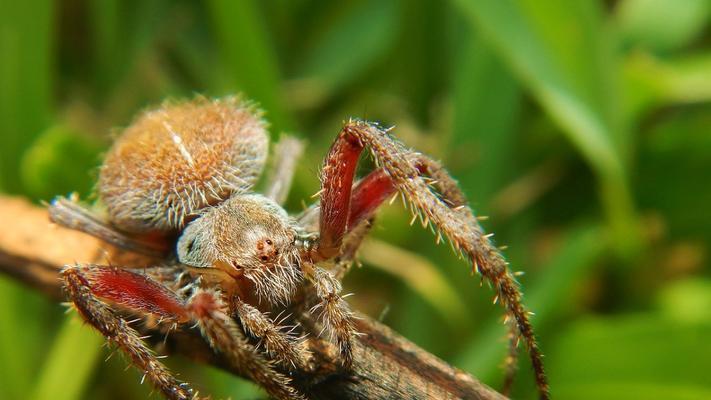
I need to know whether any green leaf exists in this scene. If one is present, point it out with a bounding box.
[625,51,711,117]
[657,279,711,324]
[616,0,711,53]
[31,316,104,400]
[450,0,639,254]
[554,382,711,400]
[547,315,711,399]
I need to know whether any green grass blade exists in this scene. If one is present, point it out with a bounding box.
[88,0,120,98]
[0,279,37,400]
[0,2,55,398]
[450,33,522,205]
[0,0,54,193]
[359,239,470,327]
[616,0,711,53]
[451,0,639,253]
[625,51,711,117]
[31,316,104,400]
[206,0,293,132]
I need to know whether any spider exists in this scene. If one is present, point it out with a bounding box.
[49,96,549,400]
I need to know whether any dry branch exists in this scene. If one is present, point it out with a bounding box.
[0,195,506,400]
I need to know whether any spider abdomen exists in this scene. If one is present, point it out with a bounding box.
[98,96,269,233]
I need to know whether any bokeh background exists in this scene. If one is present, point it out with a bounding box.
[1,1,710,399]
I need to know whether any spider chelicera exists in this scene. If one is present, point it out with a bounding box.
[49,96,548,400]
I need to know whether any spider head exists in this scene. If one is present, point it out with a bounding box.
[177,194,302,303]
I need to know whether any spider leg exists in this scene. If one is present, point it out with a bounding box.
[502,320,520,397]
[302,263,356,367]
[62,265,195,400]
[62,264,304,400]
[331,217,374,281]
[49,196,169,257]
[326,168,396,279]
[312,160,396,261]
[232,297,310,369]
[296,184,378,280]
[188,290,305,400]
[264,135,304,205]
[315,120,549,399]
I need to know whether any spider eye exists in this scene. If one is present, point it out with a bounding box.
[256,237,279,264]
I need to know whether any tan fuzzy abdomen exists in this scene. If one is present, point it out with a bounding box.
[99,96,269,233]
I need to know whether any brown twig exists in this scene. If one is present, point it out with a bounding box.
[0,195,506,400]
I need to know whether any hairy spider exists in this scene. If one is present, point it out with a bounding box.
[49,96,549,400]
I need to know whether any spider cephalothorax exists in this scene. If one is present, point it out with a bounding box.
[50,96,549,400]
[177,193,304,303]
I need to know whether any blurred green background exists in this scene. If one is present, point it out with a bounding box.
[1,0,710,399]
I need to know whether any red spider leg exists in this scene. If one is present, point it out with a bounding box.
[315,129,406,262]
[299,141,390,366]
[315,121,549,400]
[80,267,191,321]
[314,133,363,261]
[348,168,396,230]
[63,265,302,400]
[315,136,398,259]
[320,167,394,280]
[63,266,194,400]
